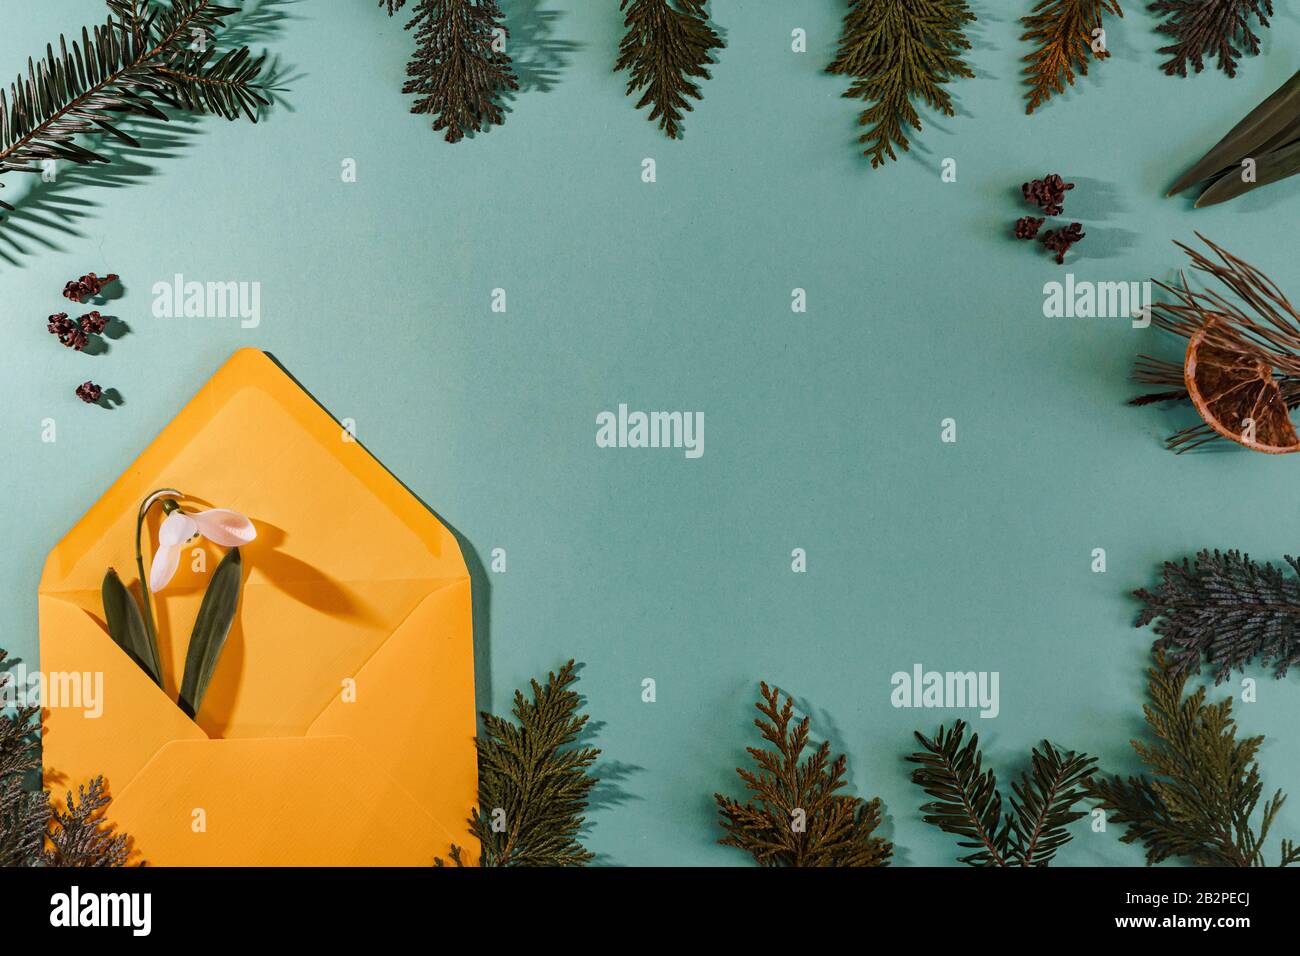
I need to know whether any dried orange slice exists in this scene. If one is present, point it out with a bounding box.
[1184,326,1300,454]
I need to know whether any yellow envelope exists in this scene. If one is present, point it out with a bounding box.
[39,349,478,865]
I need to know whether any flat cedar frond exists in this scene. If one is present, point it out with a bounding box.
[45,777,130,867]
[1150,0,1272,78]
[0,652,46,867]
[0,0,267,210]
[614,0,723,140]
[715,682,893,867]
[441,660,600,866]
[402,0,519,143]
[909,721,1095,866]
[1136,549,1300,682]
[1020,0,1123,114]
[827,0,976,169]
[1086,650,1300,867]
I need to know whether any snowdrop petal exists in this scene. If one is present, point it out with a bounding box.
[192,508,256,547]
[158,511,197,547]
[150,544,181,593]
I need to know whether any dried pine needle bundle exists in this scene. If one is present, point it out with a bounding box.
[1130,234,1300,453]
[826,0,976,169]
[1021,0,1123,114]
[715,682,892,867]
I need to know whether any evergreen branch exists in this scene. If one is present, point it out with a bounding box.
[378,0,409,14]
[715,682,892,867]
[1150,0,1272,78]
[441,660,600,867]
[614,0,723,140]
[1086,650,1298,867]
[1020,0,1123,114]
[908,721,1011,866]
[0,1,267,209]
[0,652,45,867]
[45,778,130,867]
[402,0,518,143]
[1008,742,1098,865]
[827,0,975,168]
[1135,549,1300,682]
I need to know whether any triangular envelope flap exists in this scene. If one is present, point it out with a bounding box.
[109,737,462,865]
[308,580,477,842]
[39,596,205,799]
[37,349,471,737]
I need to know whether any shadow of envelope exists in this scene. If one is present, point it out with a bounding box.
[38,349,478,865]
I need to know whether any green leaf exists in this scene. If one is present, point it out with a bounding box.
[178,548,242,720]
[1168,69,1300,197]
[101,568,161,687]
[1196,137,1300,207]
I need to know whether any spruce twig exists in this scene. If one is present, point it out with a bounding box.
[827,0,976,169]
[1020,0,1124,114]
[1150,0,1272,78]
[614,0,723,140]
[0,1,268,211]
[715,682,893,867]
[908,720,1096,866]
[402,0,518,143]
[440,660,600,867]
[1086,650,1300,867]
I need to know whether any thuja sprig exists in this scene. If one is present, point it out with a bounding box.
[715,682,893,867]
[908,720,1096,866]
[827,0,976,168]
[615,0,723,140]
[1135,549,1300,682]
[1021,0,1124,114]
[1086,650,1300,867]
[0,1,268,212]
[402,0,518,143]
[1150,0,1272,78]
[439,660,600,867]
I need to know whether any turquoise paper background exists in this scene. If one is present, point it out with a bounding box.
[4,0,1300,867]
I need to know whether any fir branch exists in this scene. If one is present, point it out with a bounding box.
[715,682,893,867]
[1020,0,1124,114]
[45,778,130,867]
[614,0,723,140]
[402,0,518,143]
[0,1,267,211]
[1086,650,1300,867]
[827,0,976,169]
[441,660,600,866]
[1136,549,1300,682]
[1150,0,1272,78]
[909,721,1096,866]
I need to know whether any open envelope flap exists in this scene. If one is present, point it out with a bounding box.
[309,579,476,839]
[109,736,461,866]
[38,348,473,737]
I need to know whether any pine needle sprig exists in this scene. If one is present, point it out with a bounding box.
[1136,549,1300,682]
[402,0,518,143]
[614,0,723,140]
[1021,0,1124,114]
[714,682,893,867]
[0,1,268,211]
[1086,650,1300,867]
[908,720,1096,866]
[441,660,600,867]
[1150,0,1272,78]
[826,0,976,169]
[379,0,409,14]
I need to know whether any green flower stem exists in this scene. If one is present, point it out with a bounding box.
[134,488,181,687]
